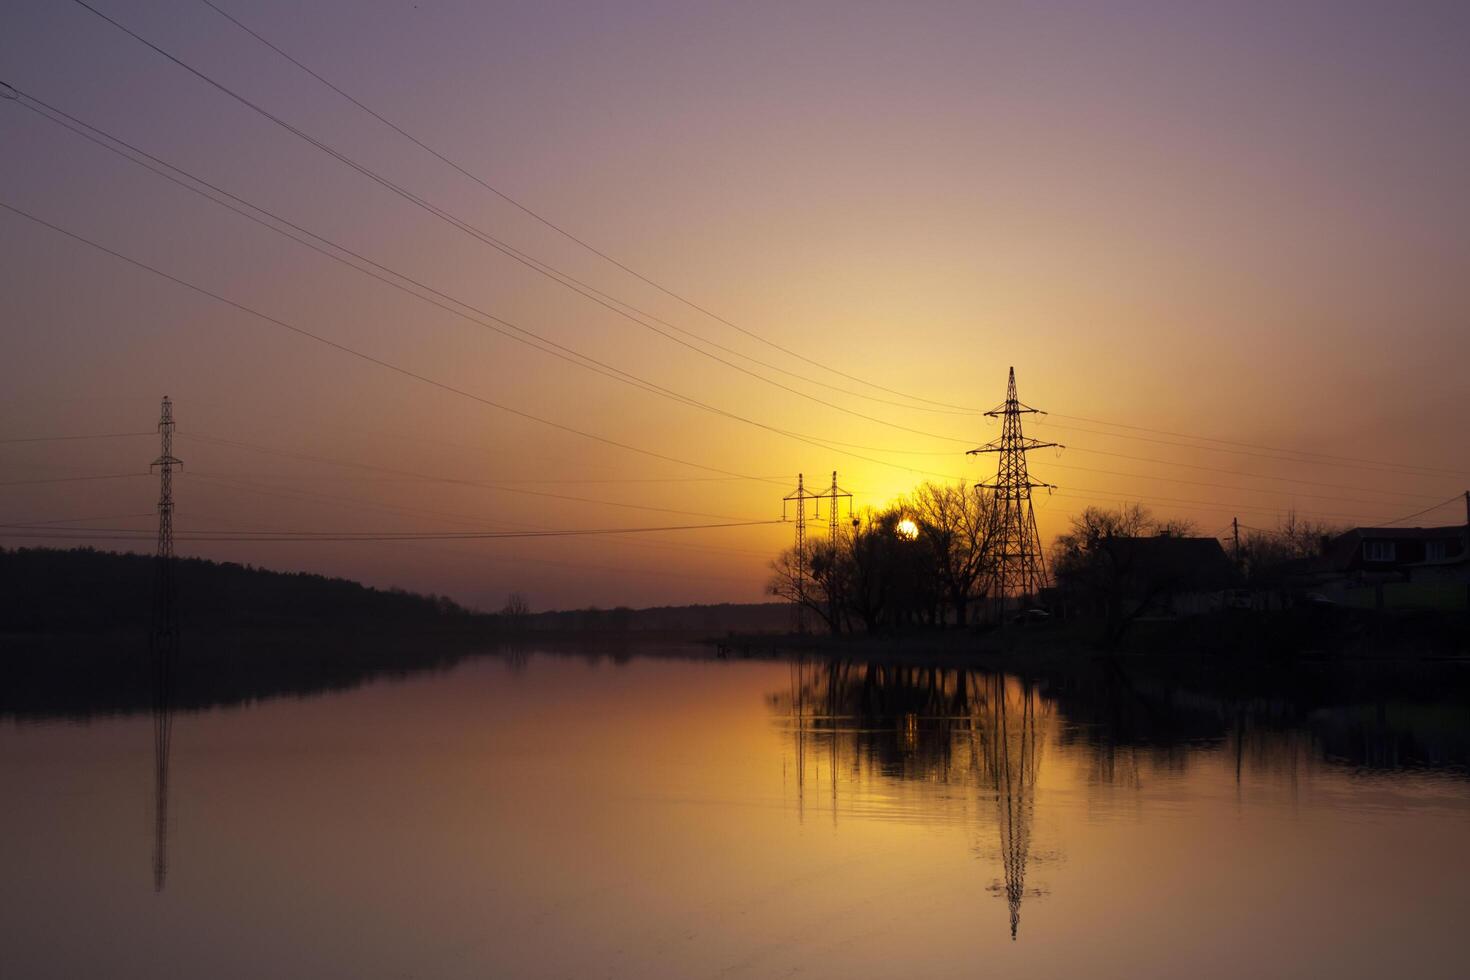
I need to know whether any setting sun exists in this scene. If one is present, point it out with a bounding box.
[897,519,920,541]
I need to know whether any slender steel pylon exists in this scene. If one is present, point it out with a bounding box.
[968,369,1058,622]
[149,395,182,892]
[782,473,818,633]
[814,471,853,545]
[151,395,182,646]
[812,472,853,634]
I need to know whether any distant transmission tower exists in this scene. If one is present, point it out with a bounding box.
[813,472,853,633]
[151,395,182,650]
[968,368,1058,621]
[814,471,853,544]
[149,395,182,892]
[782,473,819,633]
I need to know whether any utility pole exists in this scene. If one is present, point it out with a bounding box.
[149,395,182,892]
[782,474,818,633]
[968,368,1058,625]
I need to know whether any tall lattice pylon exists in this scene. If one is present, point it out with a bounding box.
[149,395,182,892]
[968,368,1058,621]
[150,395,182,648]
[813,472,853,634]
[814,471,853,544]
[782,473,819,633]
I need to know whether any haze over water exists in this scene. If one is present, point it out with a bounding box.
[4,647,1466,978]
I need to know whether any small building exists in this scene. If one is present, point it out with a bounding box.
[1056,534,1242,620]
[1291,525,1470,610]
[1320,526,1467,580]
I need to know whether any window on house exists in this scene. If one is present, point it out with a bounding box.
[1363,540,1396,562]
[1426,540,1447,561]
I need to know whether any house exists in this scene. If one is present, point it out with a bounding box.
[1320,526,1467,582]
[1284,525,1470,610]
[1056,534,1242,619]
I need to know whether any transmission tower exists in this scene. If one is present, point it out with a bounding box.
[149,395,182,892]
[151,395,182,650]
[782,473,819,633]
[813,471,853,544]
[813,472,853,633]
[968,368,1058,621]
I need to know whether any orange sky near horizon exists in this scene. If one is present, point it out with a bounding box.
[2,0,1467,610]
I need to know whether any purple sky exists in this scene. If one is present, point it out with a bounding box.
[2,0,1467,610]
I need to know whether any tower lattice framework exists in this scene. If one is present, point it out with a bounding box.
[782,474,818,633]
[968,368,1057,618]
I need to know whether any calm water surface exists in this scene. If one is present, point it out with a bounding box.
[3,648,1468,978]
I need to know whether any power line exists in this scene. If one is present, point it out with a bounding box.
[1058,445,1453,502]
[1050,486,1393,526]
[177,432,760,523]
[0,512,154,526]
[173,503,770,585]
[3,97,971,479]
[0,199,796,487]
[194,0,979,416]
[0,472,148,487]
[0,518,784,542]
[1378,494,1464,527]
[1041,459,1445,510]
[182,470,778,560]
[1036,416,1469,480]
[0,431,153,444]
[62,0,982,433]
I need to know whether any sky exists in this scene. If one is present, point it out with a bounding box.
[1,0,1467,611]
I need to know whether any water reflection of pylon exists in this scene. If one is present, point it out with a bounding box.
[972,674,1043,940]
[778,664,1048,940]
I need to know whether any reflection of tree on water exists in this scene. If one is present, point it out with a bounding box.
[775,663,1049,939]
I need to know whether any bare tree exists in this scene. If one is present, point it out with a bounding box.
[767,547,839,633]
[1051,504,1199,644]
[908,481,999,626]
[501,592,530,629]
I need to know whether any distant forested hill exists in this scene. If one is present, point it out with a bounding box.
[0,546,480,634]
[0,547,791,636]
[0,547,790,718]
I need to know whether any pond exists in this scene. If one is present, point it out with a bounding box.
[2,647,1467,978]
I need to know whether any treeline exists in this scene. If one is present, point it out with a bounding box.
[767,482,1353,636]
[769,482,998,633]
[510,601,791,634]
[0,547,483,634]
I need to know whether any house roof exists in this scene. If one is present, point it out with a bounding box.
[1324,525,1466,568]
[1104,535,1241,590]
[1340,526,1465,541]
